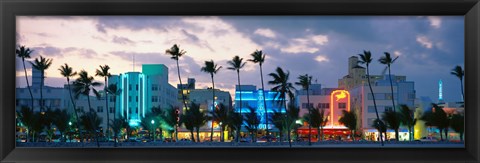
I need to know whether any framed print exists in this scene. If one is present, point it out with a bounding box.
[1,0,479,162]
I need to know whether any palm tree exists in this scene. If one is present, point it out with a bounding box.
[358,50,384,146]
[248,50,270,136]
[295,74,313,145]
[52,109,70,142]
[227,109,243,143]
[30,55,53,113]
[106,83,122,145]
[16,46,35,112]
[244,107,260,142]
[303,107,328,142]
[227,56,246,115]
[372,119,387,142]
[80,110,103,145]
[339,110,357,141]
[96,65,112,140]
[40,108,56,142]
[200,60,222,142]
[450,65,464,102]
[73,70,102,147]
[379,52,399,112]
[180,109,196,142]
[17,106,35,142]
[450,113,464,141]
[161,106,180,141]
[140,114,160,141]
[268,67,295,113]
[211,104,229,142]
[381,110,401,141]
[399,105,416,141]
[421,103,450,141]
[285,102,300,147]
[58,63,82,143]
[110,116,128,147]
[166,44,189,111]
[270,110,286,143]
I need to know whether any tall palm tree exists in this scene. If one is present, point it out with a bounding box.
[211,104,229,142]
[372,119,387,142]
[200,60,222,142]
[16,46,35,112]
[166,44,189,111]
[73,70,102,147]
[180,109,196,142]
[227,56,246,115]
[450,113,464,141]
[58,63,83,143]
[379,52,399,112]
[96,65,112,140]
[285,102,299,147]
[268,67,295,113]
[450,65,464,102]
[30,55,53,113]
[248,50,270,136]
[244,107,260,142]
[192,103,207,142]
[303,107,328,142]
[80,110,103,145]
[382,110,401,141]
[17,106,34,142]
[295,74,313,145]
[110,116,128,147]
[399,104,416,141]
[106,83,122,145]
[227,109,243,143]
[161,106,180,141]
[358,50,384,146]
[338,110,357,141]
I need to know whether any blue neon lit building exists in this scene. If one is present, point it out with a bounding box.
[235,85,283,130]
[108,64,178,127]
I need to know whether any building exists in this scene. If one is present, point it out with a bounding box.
[177,78,196,109]
[234,85,282,131]
[108,64,178,127]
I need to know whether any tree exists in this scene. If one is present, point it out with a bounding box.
[243,107,260,142]
[358,50,384,146]
[180,109,196,142]
[73,70,103,147]
[450,65,464,102]
[80,110,103,146]
[52,109,70,142]
[16,46,35,112]
[140,114,160,141]
[17,106,35,142]
[303,107,328,142]
[248,50,270,137]
[58,63,83,143]
[270,110,286,144]
[161,106,180,141]
[30,55,53,113]
[227,55,246,115]
[382,110,401,141]
[450,113,464,141]
[421,103,450,141]
[268,67,295,114]
[40,108,56,142]
[227,109,243,143]
[166,44,189,111]
[399,104,416,141]
[285,103,300,147]
[338,110,357,141]
[210,104,229,142]
[200,60,222,142]
[372,119,387,142]
[295,74,313,145]
[106,83,122,145]
[379,52,399,112]
[96,65,112,140]
[110,116,128,147]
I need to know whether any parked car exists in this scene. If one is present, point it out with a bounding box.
[415,136,439,142]
[257,135,277,142]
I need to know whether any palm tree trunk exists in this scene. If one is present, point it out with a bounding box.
[40,71,44,112]
[176,60,189,111]
[87,95,100,148]
[287,127,292,148]
[367,66,384,146]
[307,88,311,146]
[317,127,321,142]
[388,66,396,112]
[210,74,215,142]
[196,128,200,143]
[105,78,110,142]
[439,129,443,141]
[66,78,83,144]
[460,78,464,102]
[352,130,355,142]
[190,130,195,142]
[236,70,242,143]
[22,59,35,113]
[259,65,269,140]
[395,129,399,141]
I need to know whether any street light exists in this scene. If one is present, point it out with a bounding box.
[151,120,155,142]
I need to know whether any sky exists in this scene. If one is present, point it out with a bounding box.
[16,16,464,103]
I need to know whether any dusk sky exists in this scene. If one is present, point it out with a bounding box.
[16,16,464,103]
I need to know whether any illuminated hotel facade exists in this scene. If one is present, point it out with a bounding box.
[234,85,283,131]
[108,64,178,127]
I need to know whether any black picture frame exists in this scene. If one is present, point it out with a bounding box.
[1,0,479,162]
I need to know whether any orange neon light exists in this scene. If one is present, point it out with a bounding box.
[330,90,350,128]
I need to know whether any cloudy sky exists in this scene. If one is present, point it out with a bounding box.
[16,16,464,102]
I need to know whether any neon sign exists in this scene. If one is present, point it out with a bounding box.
[335,91,347,101]
[330,90,350,128]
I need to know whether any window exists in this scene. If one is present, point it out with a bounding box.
[136,107,138,113]
[97,106,103,113]
[152,96,158,102]
[338,103,346,109]
[301,103,313,109]
[47,89,51,93]
[109,107,114,113]
[152,84,158,91]
[33,89,38,93]
[129,96,132,102]
[136,96,138,102]
[317,103,330,109]
[129,84,132,91]
[367,106,376,113]
[368,93,386,100]
[136,84,138,91]
[384,106,393,112]
[110,96,114,102]
[408,93,415,99]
